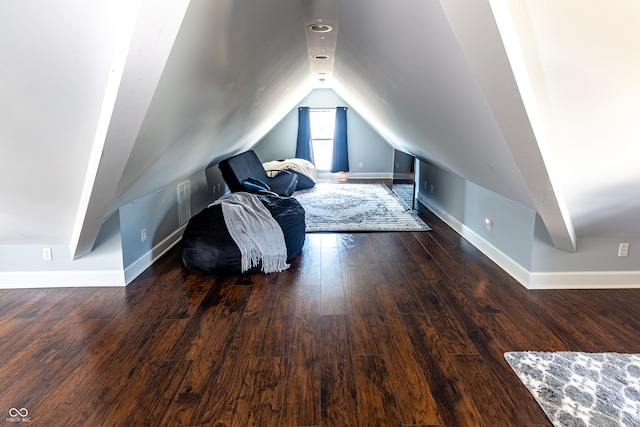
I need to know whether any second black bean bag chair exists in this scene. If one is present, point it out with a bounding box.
[181,193,305,275]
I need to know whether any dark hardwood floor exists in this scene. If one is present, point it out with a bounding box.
[2,204,640,426]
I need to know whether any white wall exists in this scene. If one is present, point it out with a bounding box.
[499,0,640,237]
[0,214,125,288]
[0,0,139,245]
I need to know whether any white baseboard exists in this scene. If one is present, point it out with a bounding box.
[0,226,186,289]
[417,195,640,289]
[317,172,393,180]
[527,271,640,289]
[0,270,126,289]
[124,225,186,284]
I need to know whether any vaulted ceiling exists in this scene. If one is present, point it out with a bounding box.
[1,0,639,260]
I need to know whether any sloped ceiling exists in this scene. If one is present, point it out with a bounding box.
[330,0,640,240]
[1,0,638,260]
[0,0,138,245]
[330,0,579,251]
[501,0,640,236]
[0,0,313,257]
[110,0,313,212]
[332,0,536,207]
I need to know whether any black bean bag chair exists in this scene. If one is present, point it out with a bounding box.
[181,193,305,275]
[291,171,316,190]
[219,150,298,197]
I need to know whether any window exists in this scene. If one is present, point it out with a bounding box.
[309,109,335,171]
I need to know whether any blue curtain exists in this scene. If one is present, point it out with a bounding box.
[295,107,314,163]
[331,107,349,172]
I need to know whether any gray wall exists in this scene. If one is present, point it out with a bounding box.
[532,214,640,273]
[417,159,640,278]
[118,169,217,275]
[254,89,394,176]
[418,160,535,269]
[393,150,415,178]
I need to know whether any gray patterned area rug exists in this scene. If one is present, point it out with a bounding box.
[293,182,430,232]
[505,351,640,427]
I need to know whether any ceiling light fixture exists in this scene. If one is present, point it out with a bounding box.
[309,24,333,33]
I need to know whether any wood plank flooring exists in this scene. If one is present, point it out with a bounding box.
[2,204,640,426]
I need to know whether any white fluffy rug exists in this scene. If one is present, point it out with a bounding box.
[293,182,430,232]
[505,351,640,427]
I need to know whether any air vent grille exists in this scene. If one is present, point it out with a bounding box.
[177,180,191,226]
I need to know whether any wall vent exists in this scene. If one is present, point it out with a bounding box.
[177,180,191,226]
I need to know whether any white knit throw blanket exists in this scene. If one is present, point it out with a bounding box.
[262,158,318,183]
[212,193,290,273]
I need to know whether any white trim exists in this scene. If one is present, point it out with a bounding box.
[124,224,186,284]
[0,270,125,289]
[528,271,640,289]
[317,172,392,180]
[419,195,530,288]
[459,222,531,288]
[417,195,640,289]
[69,2,143,259]
[0,225,185,289]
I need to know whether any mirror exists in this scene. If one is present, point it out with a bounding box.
[391,149,416,210]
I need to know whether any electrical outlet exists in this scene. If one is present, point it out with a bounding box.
[618,243,630,257]
[485,218,493,231]
[430,184,434,194]
[42,247,52,261]
[359,162,363,168]
[141,228,147,242]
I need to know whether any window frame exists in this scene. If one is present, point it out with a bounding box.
[309,108,336,171]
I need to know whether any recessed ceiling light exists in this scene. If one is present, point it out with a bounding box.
[313,55,329,60]
[309,24,333,33]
